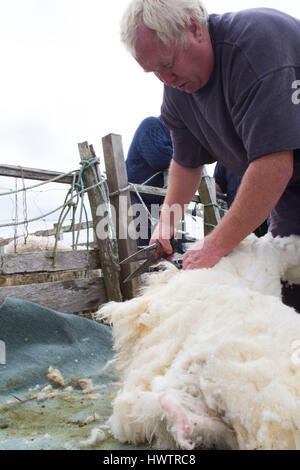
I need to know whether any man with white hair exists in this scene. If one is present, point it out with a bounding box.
[120,0,300,311]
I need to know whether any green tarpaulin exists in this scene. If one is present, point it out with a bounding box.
[0,298,148,450]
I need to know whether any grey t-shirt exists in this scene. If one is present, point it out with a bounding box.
[161,8,300,236]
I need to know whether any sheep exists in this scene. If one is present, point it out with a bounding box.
[5,235,72,254]
[95,233,300,450]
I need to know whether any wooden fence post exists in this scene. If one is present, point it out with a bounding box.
[102,134,140,300]
[78,141,122,303]
[198,167,221,236]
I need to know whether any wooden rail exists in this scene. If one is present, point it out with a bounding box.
[0,249,106,313]
[0,134,219,315]
[0,164,74,184]
[129,184,201,204]
[0,164,200,202]
[0,250,100,275]
[0,278,106,314]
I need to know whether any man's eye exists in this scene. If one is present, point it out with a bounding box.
[159,60,174,70]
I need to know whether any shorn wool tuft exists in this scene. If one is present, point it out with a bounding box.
[5,235,72,253]
[95,233,300,450]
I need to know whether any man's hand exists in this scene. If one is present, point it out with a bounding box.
[182,235,224,270]
[149,160,203,259]
[149,224,174,260]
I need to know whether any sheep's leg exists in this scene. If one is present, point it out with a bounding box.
[159,393,195,450]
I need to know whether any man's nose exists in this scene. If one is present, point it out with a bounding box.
[154,69,177,86]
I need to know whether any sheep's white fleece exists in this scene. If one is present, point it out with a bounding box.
[95,233,300,450]
[5,235,72,253]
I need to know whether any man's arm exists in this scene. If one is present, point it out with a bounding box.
[139,126,173,171]
[183,150,294,269]
[150,159,203,256]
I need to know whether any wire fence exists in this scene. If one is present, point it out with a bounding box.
[0,165,97,252]
[0,160,225,256]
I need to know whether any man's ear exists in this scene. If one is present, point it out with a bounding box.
[188,17,204,41]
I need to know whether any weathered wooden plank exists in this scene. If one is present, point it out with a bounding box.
[198,167,221,236]
[0,270,101,287]
[0,277,107,313]
[0,164,74,184]
[0,250,101,275]
[129,184,201,204]
[78,141,122,302]
[102,133,140,300]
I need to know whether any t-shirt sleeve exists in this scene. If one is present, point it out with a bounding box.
[231,65,300,163]
[161,87,215,168]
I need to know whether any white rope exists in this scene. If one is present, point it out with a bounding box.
[141,171,163,186]
[0,178,107,228]
[109,183,131,198]
[109,179,163,226]
[109,172,163,198]
[130,183,158,227]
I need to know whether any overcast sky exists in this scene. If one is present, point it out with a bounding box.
[1,0,300,172]
[0,0,300,240]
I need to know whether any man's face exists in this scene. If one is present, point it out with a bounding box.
[134,20,214,93]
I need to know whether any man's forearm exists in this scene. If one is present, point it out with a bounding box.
[149,160,203,253]
[209,151,293,254]
[184,151,294,270]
